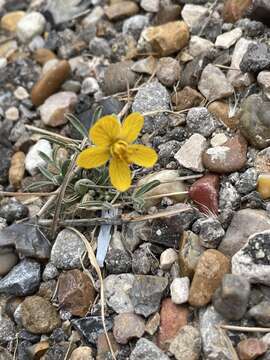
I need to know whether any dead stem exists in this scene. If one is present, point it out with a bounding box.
[25,125,81,144]
[220,324,270,333]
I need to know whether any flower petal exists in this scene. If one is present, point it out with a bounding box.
[90,115,121,147]
[127,144,158,167]
[76,147,110,169]
[120,112,144,144]
[109,157,131,192]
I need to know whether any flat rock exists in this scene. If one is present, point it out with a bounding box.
[199,305,233,360]
[50,228,86,270]
[105,1,139,21]
[187,107,218,138]
[19,295,60,334]
[157,298,188,350]
[218,209,270,256]
[172,86,204,111]
[179,231,204,278]
[57,269,96,317]
[232,230,270,285]
[72,316,113,346]
[131,56,157,75]
[39,91,77,127]
[189,174,220,215]
[237,338,267,360]
[189,249,230,307]
[169,325,201,360]
[0,259,41,296]
[170,277,190,305]
[198,64,234,102]
[132,80,170,132]
[130,338,170,360]
[25,139,52,176]
[130,275,168,317]
[156,57,180,87]
[189,36,214,57]
[141,21,189,57]
[31,60,71,106]
[1,11,25,32]
[212,274,250,320]
[240,94,270,149]
[223,0,252,22]
[16,12,46,43]
[113,312,145,344]
[181,4,208,31]
[174,133,207,172]
[104,274,135,313]
[240,42,270,73]
[215,27,242,49]
[227,38,254,88]
[103,61,137,95]
[203,134,247,173]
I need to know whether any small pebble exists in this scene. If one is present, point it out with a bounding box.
[160,248,178,270]
[16,12,46,43]
[170,277,190,305]
[5,107,19,121]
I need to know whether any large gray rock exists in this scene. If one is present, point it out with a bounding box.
[232,230,270,285]
[186,107,218,138]
[130,338,170,360]
[218,209,270,257]
[104,274,135,313]
[130,275,168,317]
[239,94,270,149]
[200,306,233,360]
[50,228,86,269]
[0,259,41,296]
[132,80,170,132]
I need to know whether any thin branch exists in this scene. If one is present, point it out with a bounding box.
[0,191,57,197]
[220,324,270,333]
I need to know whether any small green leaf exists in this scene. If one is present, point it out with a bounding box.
[38,151,54,166]
[74,178,96,195]
[25,180,54,192]
[38,165,55,182]
[133,180,160,198]
[66,113,88,138]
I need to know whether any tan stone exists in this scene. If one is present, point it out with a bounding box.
[105,1,139,21]
[31,60,71,106]
[8,151,25,189]
[70,346,93,360]
[257,174,270,200]
[27,341,50,359]
[34,48,57,65]
[1,11,25,32]
[188,249,230,307]
[0,40,17,58]
[143,21,189,56]
[157,298,189,350]
[20,296,61,334]
[223,0,252,23]
[97,332,119,360]
[172,86,204,111]
[57,269,96,317]
[237,338,267,360]
[208,101,240,128]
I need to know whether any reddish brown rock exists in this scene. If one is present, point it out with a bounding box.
[172,86,204,111]
[157,298,189,350]
[31,60,71,106]
[34,48,57,65]
[104,1,139,21]
[113,313,145,344]
[188,250,230,307]
[96,332,119,360]
[208,101,240,129]
[223,0,252,23]
[202,134,247,174]
[143,21,189,57]
[237,338,267,360]
[189,174,220,215]
[57,269,95,317]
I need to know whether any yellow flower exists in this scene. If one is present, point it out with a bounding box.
[76,112,158,192]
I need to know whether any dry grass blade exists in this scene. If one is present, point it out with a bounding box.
[220,328,239,360]
[220,324,270,333]
[68,227,116,360]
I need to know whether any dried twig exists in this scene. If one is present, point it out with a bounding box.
[68,228,116,360]
[220,324,270,333]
